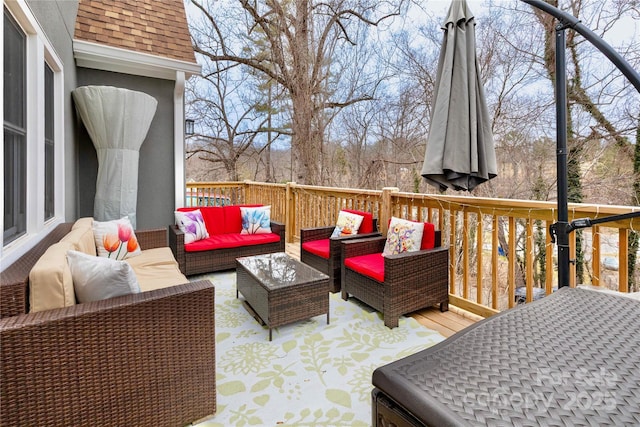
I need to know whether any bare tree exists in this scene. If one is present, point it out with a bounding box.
[188,0,403,184]
[186,61,284,180]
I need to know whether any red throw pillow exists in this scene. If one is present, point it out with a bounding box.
[421,222,436,250]
[342,209,374,234]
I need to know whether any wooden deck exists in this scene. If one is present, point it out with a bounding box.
[285,242,481,337]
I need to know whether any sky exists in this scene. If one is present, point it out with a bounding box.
[405,0,639,46]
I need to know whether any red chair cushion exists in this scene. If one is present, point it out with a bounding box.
[386,218,436,250]
[344,253,385,282]
[222,204,262,234]
[342,209,374,234]
[301,239,330,259]
[184,233,280,252]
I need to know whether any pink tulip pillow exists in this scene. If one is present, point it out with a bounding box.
[92,217,142,260]
[175,209,209,243]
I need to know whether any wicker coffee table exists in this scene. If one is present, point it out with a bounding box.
[236,252,330,340]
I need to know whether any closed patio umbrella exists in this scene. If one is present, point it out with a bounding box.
[72,86,157,229]
[421,0,496,192]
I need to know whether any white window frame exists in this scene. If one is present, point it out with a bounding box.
[1,1,65,268]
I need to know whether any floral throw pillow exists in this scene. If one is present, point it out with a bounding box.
[240,205,272,234]
[92,217,142,260]
[175,209,209,244]
[382,217,425,256]
[331,210,364,238]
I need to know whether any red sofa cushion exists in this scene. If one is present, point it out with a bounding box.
[222,204,263,234]
[184,233,280,252]
[342,209,374,234]
[344,253,384,282]
[301,239,330,259]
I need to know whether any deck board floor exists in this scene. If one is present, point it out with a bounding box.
[285,242,480,336]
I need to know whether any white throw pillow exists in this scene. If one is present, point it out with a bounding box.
[240,205,272,234]
[92,217,142,260]
[331,210,364,238]
[67,250,140,303]
[175,209,209,243]
[382,217,425,256]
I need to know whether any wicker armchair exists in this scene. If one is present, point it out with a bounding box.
[340,232,449,328]
[300,211,380,293]
[0,224,216,426]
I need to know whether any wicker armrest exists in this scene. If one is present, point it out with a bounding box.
[270,220,285,239]
[135,228,168,250]
[329,231,382,259]
[300,226,335,243]
[341,236,387,259]
[0,222,74,319]
[168,225,187,274]
[384,247,449,283]
[0,280,216,426]
[330,230,382,246]
[270,220,286,252]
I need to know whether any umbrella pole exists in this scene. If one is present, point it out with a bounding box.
[554,26,570,289]
[521,0,640,289]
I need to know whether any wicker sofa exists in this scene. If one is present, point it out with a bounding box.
[169,205,285,276]
[0,221,216,427]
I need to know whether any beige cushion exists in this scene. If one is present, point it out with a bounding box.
[29,241,76,312]
[60,226,97,256]
[126,247,188,292]
[72,217,94,230]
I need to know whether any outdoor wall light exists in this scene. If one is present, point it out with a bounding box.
[185,118,195,135]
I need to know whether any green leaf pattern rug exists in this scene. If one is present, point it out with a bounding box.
[193,271,445,427]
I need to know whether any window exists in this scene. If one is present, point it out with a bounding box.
[2,3,64,266]
[44,63,54,220]
[3,9,27,244]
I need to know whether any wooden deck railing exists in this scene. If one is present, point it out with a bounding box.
[186,181,640,317]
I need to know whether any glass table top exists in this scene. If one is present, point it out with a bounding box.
[236,252,329,290]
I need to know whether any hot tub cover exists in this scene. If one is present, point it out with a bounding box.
[373,287,640,426]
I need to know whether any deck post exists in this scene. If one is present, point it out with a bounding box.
[243,180,254,204]
[286,182,296,243]
[381,187,399,236]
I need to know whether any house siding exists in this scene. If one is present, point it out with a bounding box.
[76,68,176,230]
[3,0,193,268]
[26,0,80,223]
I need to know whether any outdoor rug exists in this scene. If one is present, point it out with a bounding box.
[192,271,445,427]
